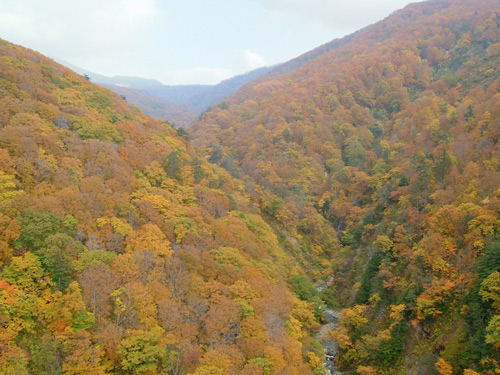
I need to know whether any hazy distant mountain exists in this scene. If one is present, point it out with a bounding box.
[145,66,275,111]
[54,59,164,88]
[99,84,199,128]
[56,59,274,126]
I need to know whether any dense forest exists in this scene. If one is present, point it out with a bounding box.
[190,0,500,374]
[2,0,500,374]
[0,39,323,374]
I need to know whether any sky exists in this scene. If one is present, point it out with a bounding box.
[0,0,422,85]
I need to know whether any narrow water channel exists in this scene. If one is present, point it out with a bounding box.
[314,278,343,375]
[315,307,343,375]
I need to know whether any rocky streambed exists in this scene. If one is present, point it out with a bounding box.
[315,307,343,375]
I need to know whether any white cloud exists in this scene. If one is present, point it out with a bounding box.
[0,0,163,74]
[233,50,267,73]
[163,67,234,85]
[162,50,267,85]
[255,0,422,30]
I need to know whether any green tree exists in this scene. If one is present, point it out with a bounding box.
[30,334,63,375]
[343,137,366,167]
[478,240,500,279]
[192,158,208,183]
[221,154,242,178]
[290,275,318,303]
[165,151,182,182]
[38,233,74,291]
[282,127,292,143]
[208,144,223,163]
[118,326,167,374]
[15,210,76,251]
[176,127,189,140]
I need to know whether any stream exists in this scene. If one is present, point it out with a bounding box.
[315,278,343,375]
[316,307,342,375]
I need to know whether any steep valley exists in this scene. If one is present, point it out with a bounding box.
[1,0,500,374]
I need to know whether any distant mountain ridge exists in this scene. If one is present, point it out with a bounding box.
[56,59,274,126]
[146,66,275,111]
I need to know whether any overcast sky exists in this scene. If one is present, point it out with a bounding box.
[0,0,422,85]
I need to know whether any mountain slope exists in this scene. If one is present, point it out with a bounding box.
[98,83,199,127]
[191,0,500,373]
[0,39,323,375]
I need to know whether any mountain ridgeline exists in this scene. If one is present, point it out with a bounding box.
[191,0,500,373]
[61,60,274,127]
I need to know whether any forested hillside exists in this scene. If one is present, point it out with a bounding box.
[4,0,500,374]
[191,0,500,373]
[0,39,324,374]
[98,84,199,128]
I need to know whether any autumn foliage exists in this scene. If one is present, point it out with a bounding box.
[3,0,500,373]
[191,0,500,373]
[0,39,321,374]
